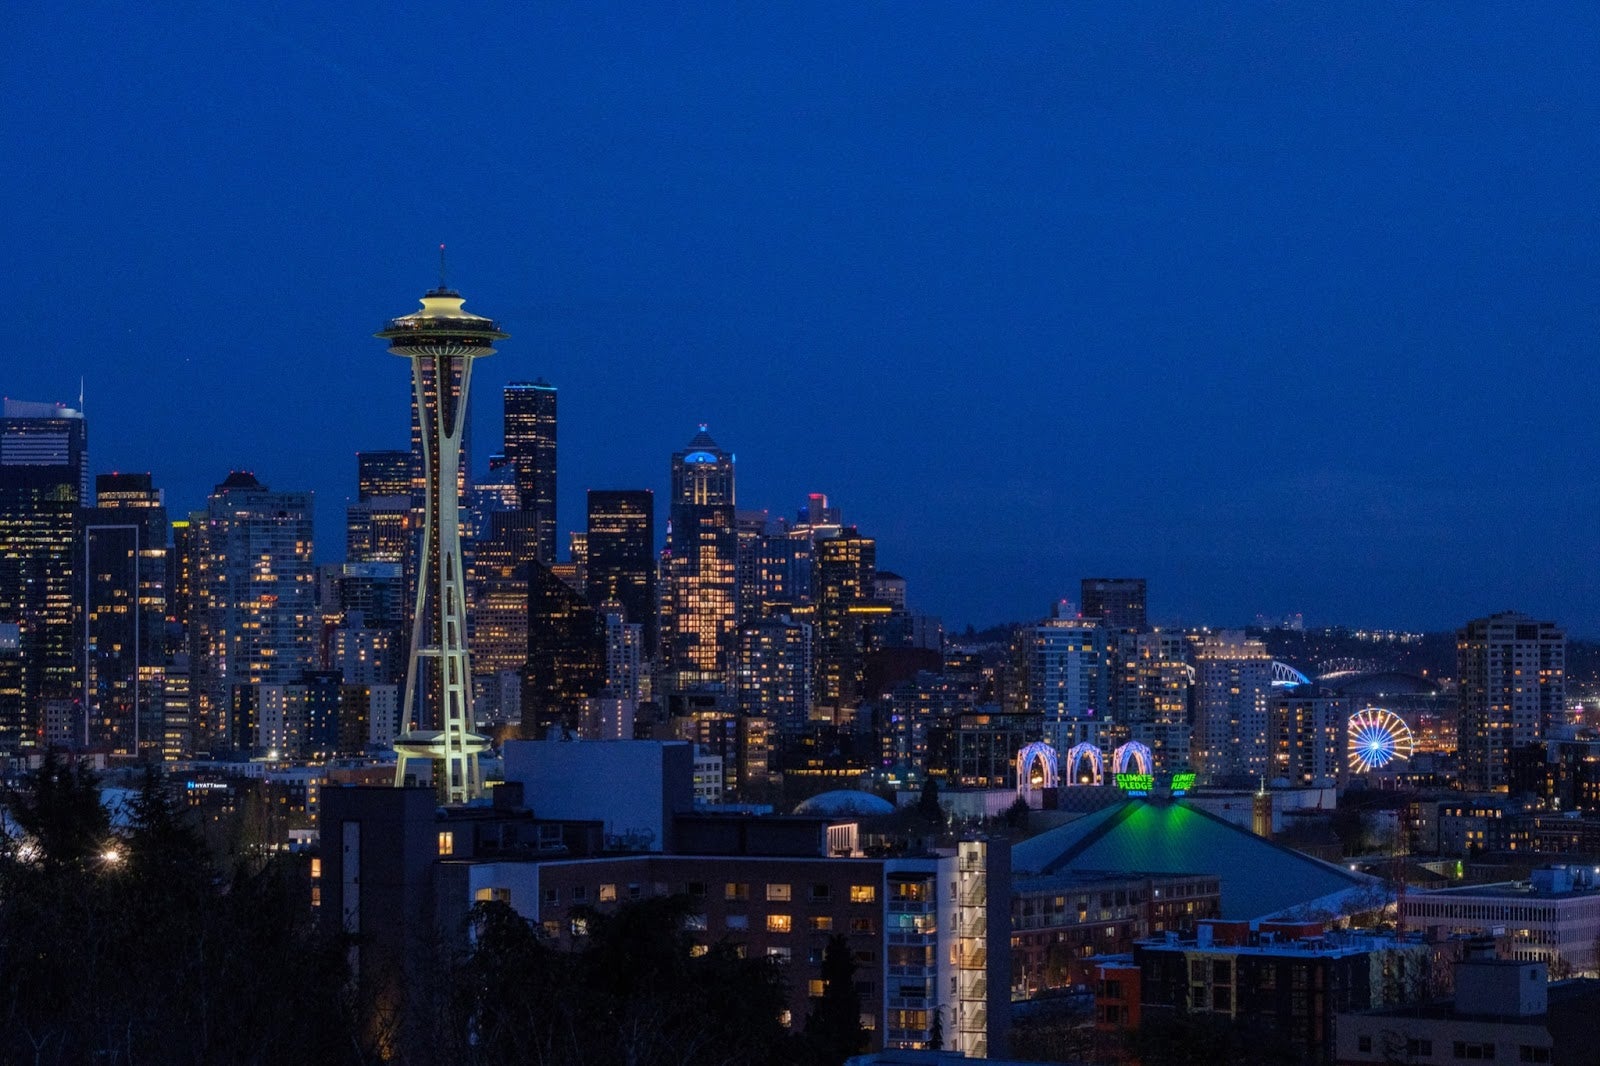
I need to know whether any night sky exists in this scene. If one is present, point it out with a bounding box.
[6,4,1600,632]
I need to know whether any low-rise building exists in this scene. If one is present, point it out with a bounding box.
[1403,865,1600,974]
[1336,941,1600,1065]
[1125,922,1445,1065]
[1011,870,1221,995]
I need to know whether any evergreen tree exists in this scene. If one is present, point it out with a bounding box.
[806,933,865,1063]
[917,776,945,825]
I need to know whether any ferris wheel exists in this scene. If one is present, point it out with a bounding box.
[1347,707,1414,772]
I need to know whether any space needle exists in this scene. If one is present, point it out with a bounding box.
[378,254,506,803]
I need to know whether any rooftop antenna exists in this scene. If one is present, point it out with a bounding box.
[78,376,84,414]
[438,243,447,291]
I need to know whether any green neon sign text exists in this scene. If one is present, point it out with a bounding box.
[1170,772,1196,792]
[1115,773,1153,792]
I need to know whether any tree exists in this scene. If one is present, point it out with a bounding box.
[462,894,798,1066]
[806,934,865,1064]
[928,1005,944,1050]
[1004,795,1031,829]
[918,776,945,825]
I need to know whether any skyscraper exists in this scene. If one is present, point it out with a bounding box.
[193,472,316,754]
[1457,611,1566,792]
[1113,631,1192,772]
[82,472,168,754]
[1193,632,1274,784]
[380,280,505,802]
[502,380,557,564]
[1080,578,1147,632]
[1024,618,1111,751]
[0,398,88,748]
[522,559,606,738]
[661,427,738,691]
[812,527,876,716]
[356,450,414,500]
[586,490,655,656]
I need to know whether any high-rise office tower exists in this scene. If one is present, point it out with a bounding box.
[734,509,770,622]
[0,398,88,748]
[736,615,812,731]
[502,380,557,564]
[468,510,542,722]
[1080,578,1147,632]
[812,527,876,717]
[1457,611,1566,792]
[1024,618,1111,751]
[193,472,316,754]
[380,280,505,802]
[356,450,414,500]
[82,472,168,755]
[346,496,411,564]
[1193,632,1274,784]
[522,560,606,738]
[1113,631,1192,772]
[586,490,656,657]
[661,428,738,691]
[600,604,645,704]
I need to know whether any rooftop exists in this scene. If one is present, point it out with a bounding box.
[1012,798,1377,920]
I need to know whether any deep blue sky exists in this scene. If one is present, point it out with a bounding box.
[5,4,1600,632]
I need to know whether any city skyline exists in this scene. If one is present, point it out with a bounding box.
[6,5,1600,632]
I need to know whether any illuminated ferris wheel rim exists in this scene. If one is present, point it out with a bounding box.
[1347,707,1414,772]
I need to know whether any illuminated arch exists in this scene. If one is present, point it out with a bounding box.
[1112,741,1153,776]
[1271,661,1311,687]
[1064,742,1104,786]
[1015,741,1060,794]
[1347,707,1415,772]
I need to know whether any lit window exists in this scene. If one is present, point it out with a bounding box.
[726,914,749,930]
[808,979,825,997]
[767,914,792,933]
[437,831,454,856]
[851,884,876,904]
[809,915,834,932]
[599,884,617,903]
[689,943,709,957]
[726,882,750,901]
[767,883,792,902]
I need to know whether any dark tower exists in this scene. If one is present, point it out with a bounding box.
[502,380,557,564]
[586,490,656,657]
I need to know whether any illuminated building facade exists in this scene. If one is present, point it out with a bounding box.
[735,615,812,731]
[381,281,504,802]
[345,496,411,564]
[502,380,557,564]
[82,472,168,755]
[356,449,414,500]
[0,398,88,748]
[586,490,655,657]
[1112,631,1192,772]
[193,472,316,755]
[661,428,738,691]
[469,511,541,681]
[812,528,876,718]
[1268,684,1347,787]
[1457,611,1565,792]
[1024,618,1111,752]
[1193,632,1274,784]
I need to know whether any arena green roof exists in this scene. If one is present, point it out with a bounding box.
[1011,799,1378,921]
